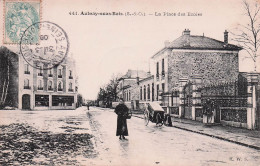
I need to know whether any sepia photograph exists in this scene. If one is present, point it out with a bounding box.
[0,0,260,165]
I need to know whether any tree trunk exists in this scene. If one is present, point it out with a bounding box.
[3,59,10,103]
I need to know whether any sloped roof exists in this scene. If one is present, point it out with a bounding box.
[119,69,150,80]
[168,35,242,50]
[151,32,242,59]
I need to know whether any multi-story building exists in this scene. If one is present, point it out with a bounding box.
[0,46,78,110]
[151,29,242,106]
[117,69,151,101]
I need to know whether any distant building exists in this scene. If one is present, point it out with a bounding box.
[0,46,78,110]
[117,69,151,101]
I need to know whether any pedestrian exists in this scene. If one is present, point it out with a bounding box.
[87,104,89,110]
[114,98,129,140]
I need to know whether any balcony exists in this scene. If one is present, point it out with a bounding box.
[58,88,63,91]
[58,75,62,78]
[162,70,165,77]
[69,76,73,79]
[38,73,43,76]
[48,87,53,91]
[38,87,43,90]
[24,71,30,74]
[68,89,74,92]
[24,86,31,89]
[156,73,159,79]
[48,74,53,77]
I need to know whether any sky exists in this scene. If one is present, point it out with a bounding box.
[1,0,259,100]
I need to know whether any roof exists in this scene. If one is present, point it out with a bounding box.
[118,69,151,80]
[151,31,242,59]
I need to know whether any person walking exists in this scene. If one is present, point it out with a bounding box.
[114,98,129,140]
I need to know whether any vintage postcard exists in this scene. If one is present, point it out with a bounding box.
[0,0,260,165]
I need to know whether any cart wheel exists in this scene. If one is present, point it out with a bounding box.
[156,113,163,126]
[144,111,149,126]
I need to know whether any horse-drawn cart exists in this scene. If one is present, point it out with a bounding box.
[143,102,166,126]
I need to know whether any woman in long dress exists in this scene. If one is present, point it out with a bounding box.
[114,98,129,140]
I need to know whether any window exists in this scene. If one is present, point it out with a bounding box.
[129,91,131,101]
[69,70,73,79]
[162,59,165,77]
[52,95,74,106]
[24,79,30,89]
[147,84,150,100]
[140,87,142,100]
[24,64,30,74]
[156,62,159,78]
[38,80,43,90]
[58,68,62,78]
[38,66,43,76]
[48,80,53,90]
[144,85,146,101]
[48,69,53,77]
[152,83,154,101]
[35,95,49,107]
[162,83,165,93]
[157,84,159,101]
[58,81,63,91]
[68,82,73,92]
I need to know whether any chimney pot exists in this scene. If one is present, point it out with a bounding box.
[183,29,190,36]
[224,30,228,45]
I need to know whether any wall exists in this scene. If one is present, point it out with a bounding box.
[168,50,239,92]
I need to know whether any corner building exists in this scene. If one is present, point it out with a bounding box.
[18,53,78,110]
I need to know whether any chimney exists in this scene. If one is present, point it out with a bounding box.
[224,30,228,45]
[164,40,170,47]
[183,29,190,36]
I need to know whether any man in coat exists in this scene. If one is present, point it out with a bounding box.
[114,98,129,140]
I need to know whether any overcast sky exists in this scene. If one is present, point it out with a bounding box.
[1,0,259,100]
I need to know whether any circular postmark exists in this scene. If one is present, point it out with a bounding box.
[20,21,69,70]
[5,2,40,43]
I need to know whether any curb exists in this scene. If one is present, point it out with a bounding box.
[132,114,260,151]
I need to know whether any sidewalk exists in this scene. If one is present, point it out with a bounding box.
[132,113,260,150]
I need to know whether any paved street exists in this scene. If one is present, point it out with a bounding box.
[87,107,260,166]
[0,107,260,166]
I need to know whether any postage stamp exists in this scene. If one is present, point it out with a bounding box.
[20,21,69,70]
[3,0,41,44]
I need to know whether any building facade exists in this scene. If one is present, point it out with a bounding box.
[151,29,242,107]
[0,46,78,110]
[117,69,151,101]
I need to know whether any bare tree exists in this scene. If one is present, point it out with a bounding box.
[232,0,260,71]
[0,53,10,108]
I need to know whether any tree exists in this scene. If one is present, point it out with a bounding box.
[232,0,260,71]
[0,48,10,109]
[77,93,83,107]
[96,74,120,108]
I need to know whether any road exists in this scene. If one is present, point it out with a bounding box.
[88,107,260,166]
[0,106,260,166]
